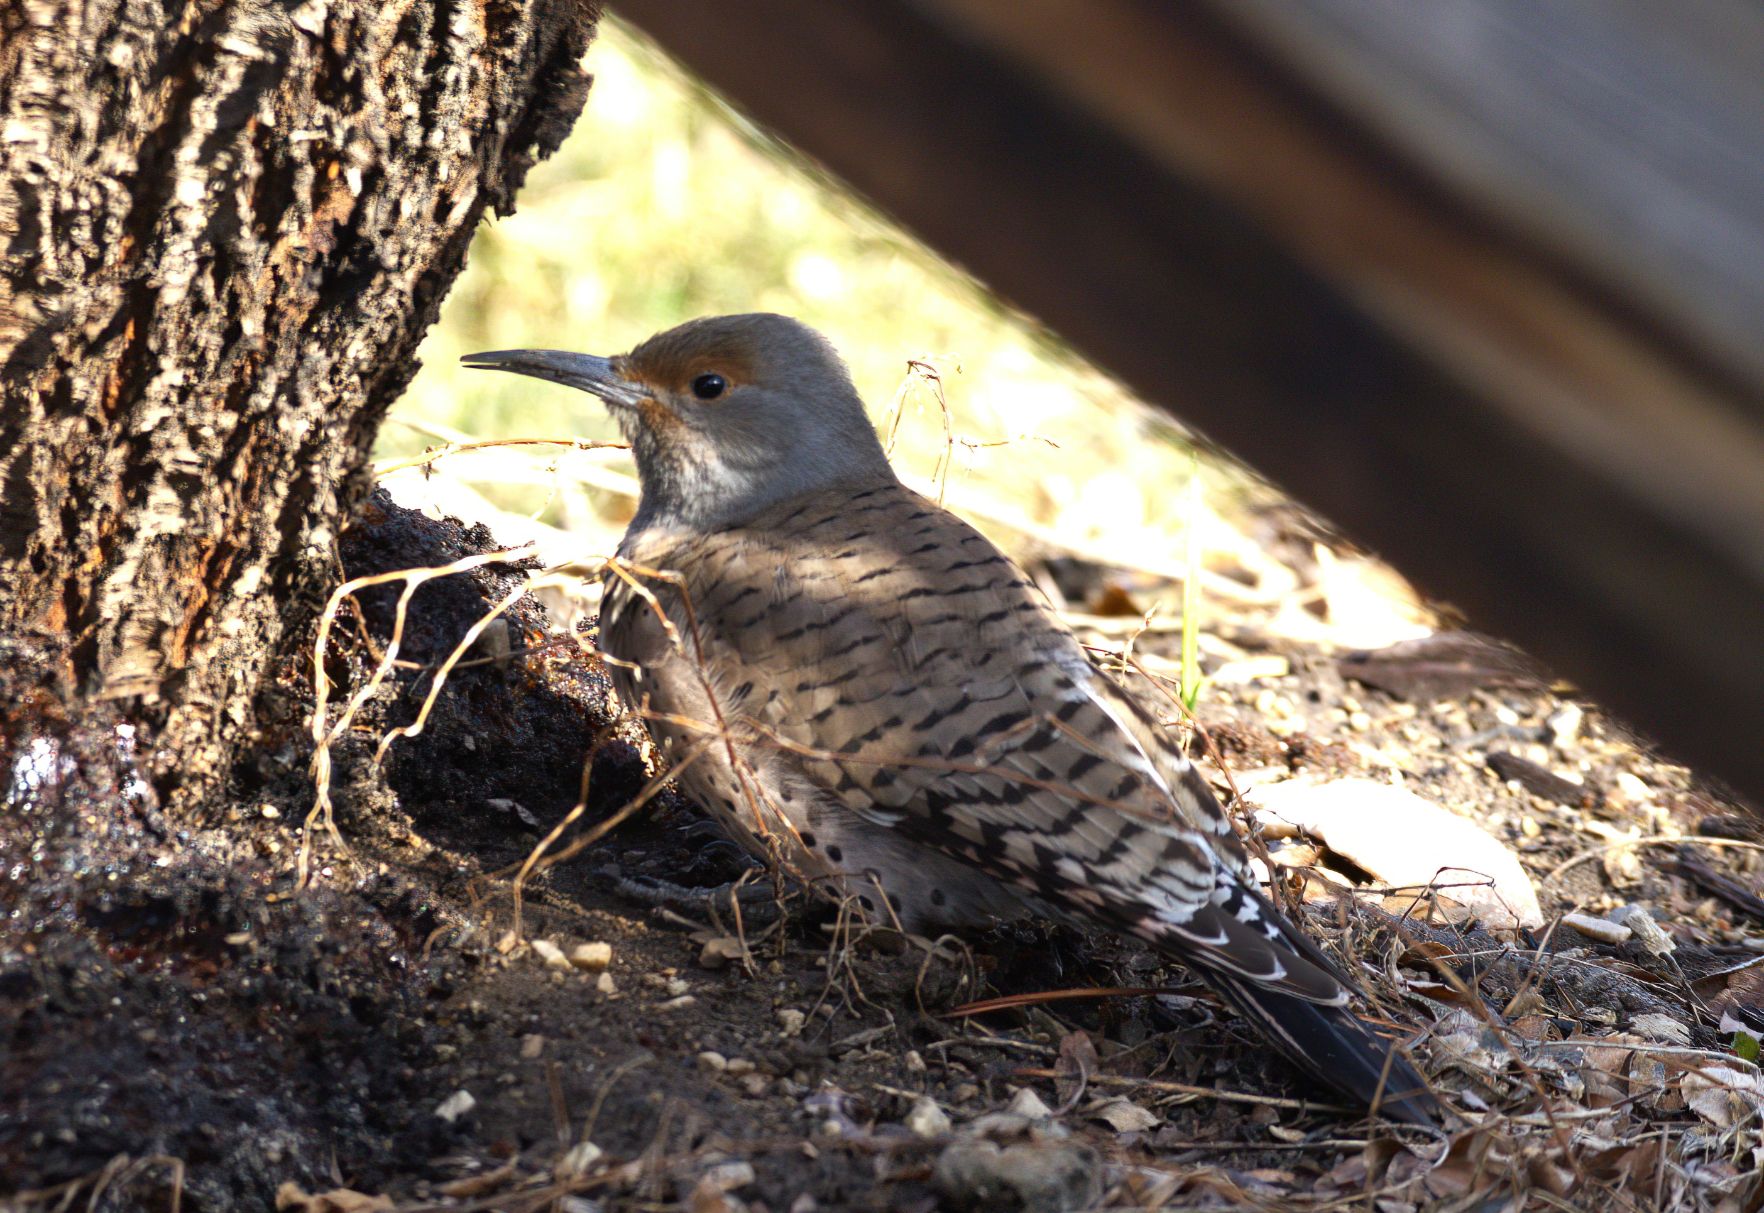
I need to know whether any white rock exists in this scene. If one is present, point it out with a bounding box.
[554,1140,603,1179]
[1247,778,1544,929]
[1004,1087,1053,1121]
[699,1160,756,1192]
[530,939,571,971]
[1545,703,1583,748]
[1210,655,1289,685]
[776,1008,806,1037]
[1560,912,1632,944]
[905,1097,952,1138]
[697,1051,728,1073]
[434,1089,475,1122]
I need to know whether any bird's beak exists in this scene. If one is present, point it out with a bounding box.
[460,349,649,410]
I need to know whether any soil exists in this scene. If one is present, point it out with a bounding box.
[4,495,1761,1212]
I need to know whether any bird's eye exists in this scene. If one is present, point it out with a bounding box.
[690,373,727,400]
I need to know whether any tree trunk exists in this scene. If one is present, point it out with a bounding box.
[0,0,600,816]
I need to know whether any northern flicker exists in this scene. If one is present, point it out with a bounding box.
[465,314,1435,1122]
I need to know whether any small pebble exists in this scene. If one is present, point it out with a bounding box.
[434,1090,475,1123]
[700,1161,756,1192]
[1210,654,1289,685]
[569,942,613,971]
[725,1058,755,1076]
[665,977,690,997]
[1005,1088,1053,1120]
[530,939,572,972]
[658,994,697,1010]
[904,1050,926,1073]
[776,1009,807,1037]
[596,971,618,995]
[1560,911,1631,944]
[1546,703,1583,748]
[520,1034,545,1059]
[698,1051,729,1073]
[741,1074,771,1097]
[554,1141,603,1179]
[905,1097,952,1138]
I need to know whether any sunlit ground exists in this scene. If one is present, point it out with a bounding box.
[385,19,1272,598]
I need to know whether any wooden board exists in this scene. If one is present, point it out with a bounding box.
[614,0,1764,809]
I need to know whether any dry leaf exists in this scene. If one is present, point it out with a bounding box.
[1087,1096,1160,1132]
[1683,1064,1764,1130]
[1430,1010,1513,1078]
[274,1185,393,1213]
[1707,957,1764,1022]
[1054,1029,1098,1108]
[1628,1012,1691,1045]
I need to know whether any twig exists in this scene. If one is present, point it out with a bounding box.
[1544,836,1764,885]
[1012,1067,1357,1114]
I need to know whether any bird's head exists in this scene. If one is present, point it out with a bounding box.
[464,313,893,531]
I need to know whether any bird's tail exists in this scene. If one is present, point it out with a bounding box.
[1205,970,1436,1126]
[1094,872,1439,1125]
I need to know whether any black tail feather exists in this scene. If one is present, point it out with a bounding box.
[1210,975,1438,1126]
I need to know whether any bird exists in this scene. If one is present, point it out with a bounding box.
[464,313,1435,1123]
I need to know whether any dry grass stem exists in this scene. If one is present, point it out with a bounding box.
[372,436,627,477]
[302,544,539,885]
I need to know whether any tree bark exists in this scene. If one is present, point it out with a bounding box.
[0,0,600,816]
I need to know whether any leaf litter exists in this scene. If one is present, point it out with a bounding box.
[6,492,1763,1212]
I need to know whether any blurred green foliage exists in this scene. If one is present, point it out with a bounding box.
[391,19,1229,557]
